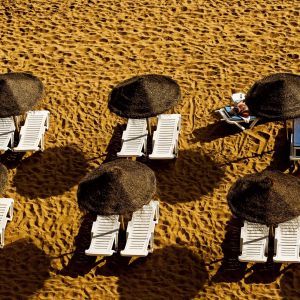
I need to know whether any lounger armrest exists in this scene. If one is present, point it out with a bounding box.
[19,126,25,136]
[264,236,269,255]
[91,221,98,236]
[45,111,50,130]
[152,131,158,147]
[0,218,8,230]
[151,201,159,223]
[126,220,133,239]
[121,130,128,141]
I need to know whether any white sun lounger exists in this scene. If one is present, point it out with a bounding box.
[273,217,300,263]
[215,93,259,130]
[215,107,258,131]
[0,117,15,151]
[14,110,50,152]
[149,114,181,159]
[85,215,120,256]
[120,200,159,257]
[117,118,148,157]
[0,198,14,248]
[239,221,269,263]
[290,118,300,161]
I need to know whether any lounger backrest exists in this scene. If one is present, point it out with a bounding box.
[274,217,300,261]
[239,221,269,262]
[19,111,49,148]
[125,201,158,251]
[0,198,13,228]
[0,117,15,150]
[85,215,120,256]
[91,215,119,250]
[117,118,148,157]
[123,119,147,147]
[153,115,180,153]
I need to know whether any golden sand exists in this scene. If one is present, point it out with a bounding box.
[1,0,299,299]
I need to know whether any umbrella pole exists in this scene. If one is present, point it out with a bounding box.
[270,225,274,238]
[120,215,125,231]
[284,120,288,142]
[13,116,19,133]
[147,118,152,136]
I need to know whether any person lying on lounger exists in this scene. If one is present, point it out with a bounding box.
[229,101,251,122]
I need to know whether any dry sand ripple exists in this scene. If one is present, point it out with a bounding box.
[0,0,299,299]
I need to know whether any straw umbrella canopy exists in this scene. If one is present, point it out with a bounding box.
[109,74,181,118]
[108,74,180,133]
[0,163,8,195]
[0,72,44,120]
[77,159,156,215]
[227,170,300,225]
[245,73,300,120]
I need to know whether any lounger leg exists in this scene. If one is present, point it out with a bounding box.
[11,132,14,150]
[115,231,118,252]
[249,118,259,129]
[147,118,152,136]
[235,122,245,131]
[1,228,4,248]
[41,134,44,151]
[144,136,147,156]
[154,203,159,224]
[177,117,181,132]
[46,114,50,130]
[8,202,13,221]
[175,138,179,158]
[149,233,154,253]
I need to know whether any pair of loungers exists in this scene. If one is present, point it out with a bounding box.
[0,110,50,152]
[117,114,181,159]
[215,93,259,130]
[85,200,159,257]
[239,218,300,263]
[0,198,14,248]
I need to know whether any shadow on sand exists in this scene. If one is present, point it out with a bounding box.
[212,217,247,283]
[58,213,101,278]
[13,145,89,199]
[191,121,242,143]
[280,264,300,299]
[146,150,225,203]
[96,245,208,300]
[102,124,126,163]
[265,127,291,172]
[0,238,50,299]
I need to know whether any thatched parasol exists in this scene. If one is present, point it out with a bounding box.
[227,170,300,225]
[108,74,180,134]
[0,72,44,130]
[77,159,156,215]
[245,73,300,120]
[109,74,181,118]
[0,163,8,195]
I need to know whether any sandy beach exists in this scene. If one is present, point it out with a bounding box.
[0,0,300,299]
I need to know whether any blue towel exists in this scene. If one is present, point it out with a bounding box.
[224,106,256,121]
